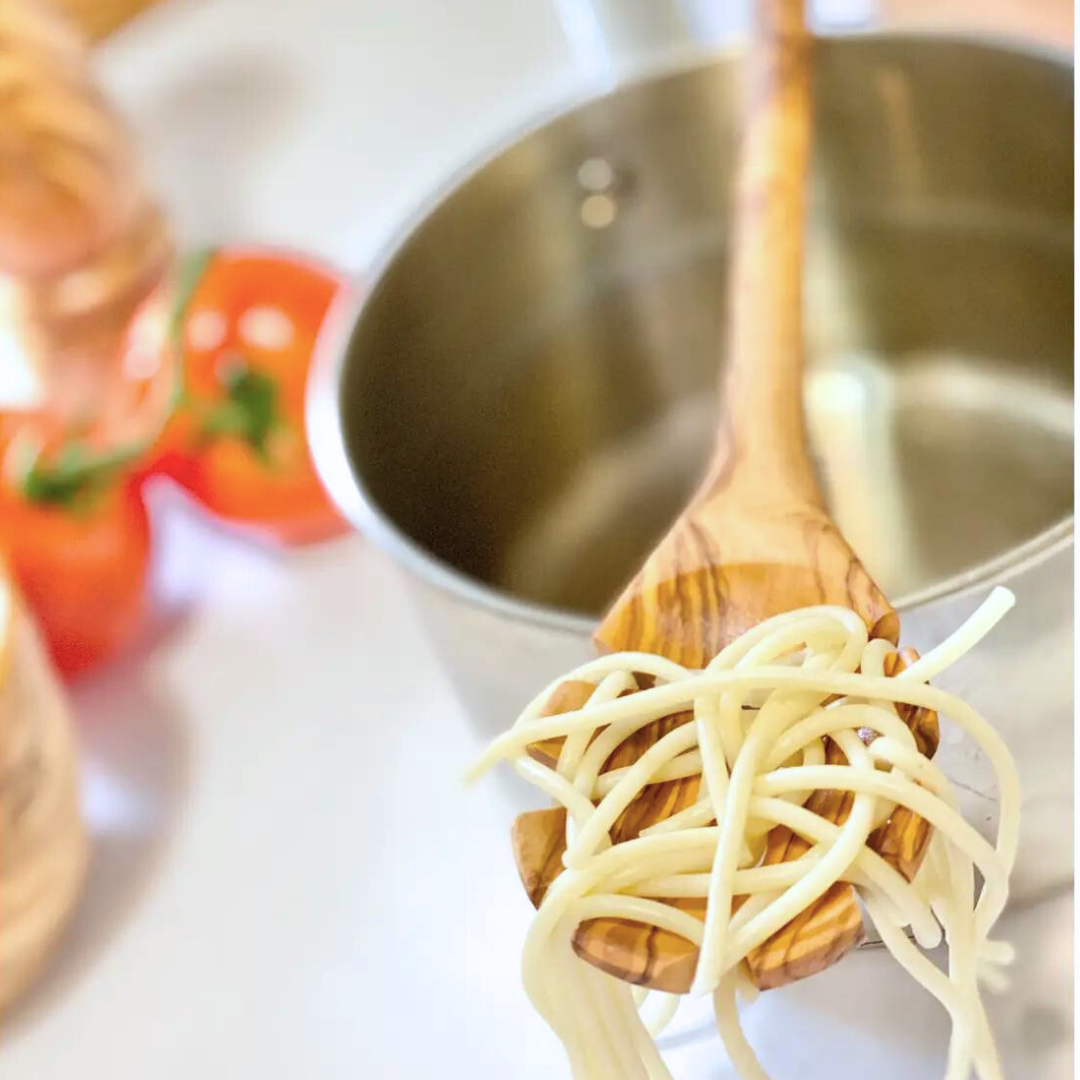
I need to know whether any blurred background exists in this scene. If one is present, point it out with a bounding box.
[0,1,1072,1078]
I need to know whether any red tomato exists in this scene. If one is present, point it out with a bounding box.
[147,247,350,545]
[0,420,151,678]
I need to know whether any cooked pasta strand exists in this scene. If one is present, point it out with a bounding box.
[473,588,1020,1079]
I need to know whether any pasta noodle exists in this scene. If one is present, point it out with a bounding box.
[469,587,1021,1079]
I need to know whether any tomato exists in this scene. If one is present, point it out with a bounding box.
[147,247,349,545]
[0,419,151,678]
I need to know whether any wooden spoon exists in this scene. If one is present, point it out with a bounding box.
[509,0,936,994]
[596,0,897,664]
[513,652,937,992]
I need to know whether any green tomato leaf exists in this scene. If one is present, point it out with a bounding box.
[200,358,284,460]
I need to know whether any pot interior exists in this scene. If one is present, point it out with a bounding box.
[340,37,1074,617]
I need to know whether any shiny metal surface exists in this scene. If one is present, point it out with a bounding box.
[311,36,1073,899]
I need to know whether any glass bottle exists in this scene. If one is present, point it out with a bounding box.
[0,0,173,451]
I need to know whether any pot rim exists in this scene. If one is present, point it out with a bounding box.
[309,30,1075,638]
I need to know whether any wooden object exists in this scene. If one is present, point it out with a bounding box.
[512,653,937,993]
[509,0,934,995]
[54,0,169,42]
[0,576,88,1013]
[596,0,896,664]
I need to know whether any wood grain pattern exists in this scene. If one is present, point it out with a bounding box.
[594,0,896,666]
[511,646,939,993]
[867,648,938,882]
[506,0,919,996]
[587,0,892,989]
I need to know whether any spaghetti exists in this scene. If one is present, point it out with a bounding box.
[469,587,1020,1080]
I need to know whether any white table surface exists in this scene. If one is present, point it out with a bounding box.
[1,1,1072,1077]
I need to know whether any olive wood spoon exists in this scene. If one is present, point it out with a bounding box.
[508,0,937,995]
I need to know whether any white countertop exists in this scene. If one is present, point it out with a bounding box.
[1,1,1072,1077]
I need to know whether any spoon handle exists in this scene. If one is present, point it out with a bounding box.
[709,0,819,504]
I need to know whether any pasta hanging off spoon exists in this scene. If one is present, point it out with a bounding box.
[469,589,1020,1079]
[469,0,1022,1077]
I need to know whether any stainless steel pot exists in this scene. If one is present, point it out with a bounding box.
[311,35,1073,900]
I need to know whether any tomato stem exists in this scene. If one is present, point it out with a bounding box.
[191,358,283,461]
[15,438,142,508]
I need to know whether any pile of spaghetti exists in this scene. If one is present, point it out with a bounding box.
[468,587,1020,1080]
